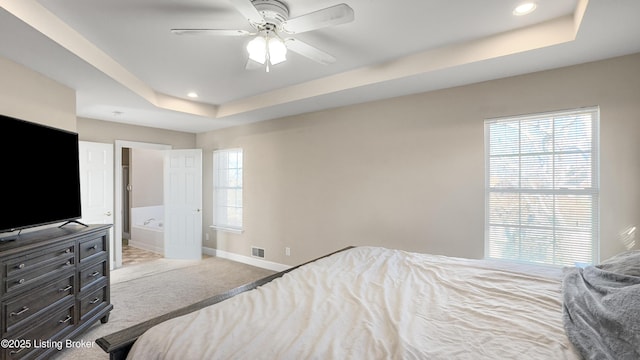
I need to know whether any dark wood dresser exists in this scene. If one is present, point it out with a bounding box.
[0,224,113,359]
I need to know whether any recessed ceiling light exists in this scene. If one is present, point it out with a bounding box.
[187,92,199,98]
[513,2,537,16]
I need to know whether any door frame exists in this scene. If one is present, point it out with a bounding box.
[114,140,171,269]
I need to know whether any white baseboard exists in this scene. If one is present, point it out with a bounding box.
[129,239,163,255]
[202,247,290,272]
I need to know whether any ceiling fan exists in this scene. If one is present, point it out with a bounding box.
[171,0,355,71]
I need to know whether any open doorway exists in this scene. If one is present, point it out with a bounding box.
[114,141,171,269]
[122,147,165,266]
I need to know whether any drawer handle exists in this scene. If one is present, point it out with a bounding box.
[59,315,72,324]
[16,263,25,269]
[88,245,98,251]
[10,306,29,317]
[65,248,72,254]
[16,278,25,285]
[89,297,101,304]
[59,285,73,293]
[62,261,72,267]
[90,271,101,278]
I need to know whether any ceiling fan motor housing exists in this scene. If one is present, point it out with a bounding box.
[252,0,289,29]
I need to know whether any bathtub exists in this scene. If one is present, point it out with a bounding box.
[130,206,164,255]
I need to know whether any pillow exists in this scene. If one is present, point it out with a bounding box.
[597,250,640,277]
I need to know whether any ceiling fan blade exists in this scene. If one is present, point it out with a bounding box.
[229,0,266,26]
[285,38,336,65]
[171,29,253,36]
[282,4,354,34]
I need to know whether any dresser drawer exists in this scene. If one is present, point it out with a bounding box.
[4,243,74,277]
[3,275,74,333]
[4,254,74,296]
[80,285,107,320]
[79,235,107,263]
[79,260,107,291]
[3,304,75,360]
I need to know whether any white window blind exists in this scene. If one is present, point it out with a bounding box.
[485,108,599,266]
[213,148,243,232]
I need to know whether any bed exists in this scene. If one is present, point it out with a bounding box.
[97,246,640,359]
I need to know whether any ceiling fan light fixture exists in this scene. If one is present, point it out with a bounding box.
[247,32,288,68]
[247,36,267,64]
[268,37,287,65]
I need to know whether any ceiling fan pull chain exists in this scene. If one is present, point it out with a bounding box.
[265,32,271,72]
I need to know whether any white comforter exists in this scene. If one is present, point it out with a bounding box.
[127,247,580,359]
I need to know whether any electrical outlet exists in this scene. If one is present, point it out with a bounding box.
[285,247,290,256]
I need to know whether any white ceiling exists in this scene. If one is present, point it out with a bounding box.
[0,0,639,133]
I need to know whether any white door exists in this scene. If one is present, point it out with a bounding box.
[164,149,202,260]
[78,141,114,266]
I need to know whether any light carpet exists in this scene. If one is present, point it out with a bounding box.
[52,256,275,359]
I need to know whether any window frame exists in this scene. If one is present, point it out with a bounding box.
[484,107,600,266]
[211,148,243,233]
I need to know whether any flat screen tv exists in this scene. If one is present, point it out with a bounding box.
[0,114,82,236]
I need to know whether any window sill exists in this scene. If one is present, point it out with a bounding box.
[209,225,243,234]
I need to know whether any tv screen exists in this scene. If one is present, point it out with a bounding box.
[0,114,82,233]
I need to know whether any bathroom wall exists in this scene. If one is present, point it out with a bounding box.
[131,148,164,208]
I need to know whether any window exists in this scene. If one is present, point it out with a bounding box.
[213,148,243,232]
[485,108,599,266]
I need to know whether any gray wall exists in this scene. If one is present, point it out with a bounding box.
[197,53,640,266]
[131,148,164,208]
[77,117,195,148]
[0,56,75,131]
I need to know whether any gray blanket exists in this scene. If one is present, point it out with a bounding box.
[562,250,640,360]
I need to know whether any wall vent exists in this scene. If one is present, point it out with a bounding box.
[251,246,265,258]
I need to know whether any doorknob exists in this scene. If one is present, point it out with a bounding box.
[105,211,112,216]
